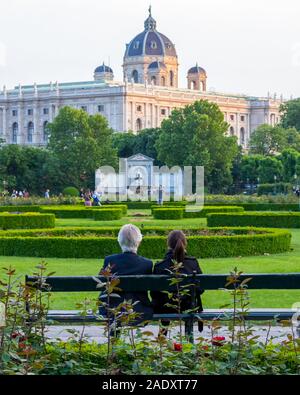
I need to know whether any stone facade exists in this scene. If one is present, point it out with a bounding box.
[0,9,282,148]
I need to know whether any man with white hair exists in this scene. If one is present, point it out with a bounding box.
[99,224,153,323]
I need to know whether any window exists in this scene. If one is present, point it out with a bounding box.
[137,105,142,112]
[161,109,166,116]
[240,115,245,122]
[161,76,166,86]
[136,118,142,131]
[81,106,87,112]
[132,70,139,83]
[230,115,235,121]
[43,108,49,115]
[12,109,18,117]
[170,70,174,87]
[240,127,246,145]
[98,105,104,112]
[28,109,33,116]
[150,41,157,49]
[27,122,34,143]
[133,41,140,49]
[43,121,49,144]
[12,122,18,143]
[151,76,156,85]
[229,126,235,136]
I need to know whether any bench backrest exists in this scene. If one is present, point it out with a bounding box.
[25,273,300,292]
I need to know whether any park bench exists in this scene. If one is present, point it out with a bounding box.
[25,273,300,342]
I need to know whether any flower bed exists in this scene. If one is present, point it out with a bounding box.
[0,226,291,258]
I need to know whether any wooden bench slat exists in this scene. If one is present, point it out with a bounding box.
[26,273,300,292]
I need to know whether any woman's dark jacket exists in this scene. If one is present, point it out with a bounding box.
[151,250,204,316]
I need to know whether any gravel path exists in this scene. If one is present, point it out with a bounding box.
[45,324,298,344]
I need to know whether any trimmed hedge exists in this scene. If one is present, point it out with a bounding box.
[207,212,300,228]
[39,205,127,219]
[107,201,189,210]
[93,205,128,215]
[0,226,291,258]
[153,208,183,220]
[152,205,244,218]
[93,208,123,221]
[0,205,40,213]
[0,213,55,230]
[240,203,300,212]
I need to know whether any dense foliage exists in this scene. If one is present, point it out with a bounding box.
[0,265,299,375]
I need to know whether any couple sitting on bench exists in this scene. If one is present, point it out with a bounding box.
[99,224,204,334]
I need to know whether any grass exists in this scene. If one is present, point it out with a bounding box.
[1,209,299,310]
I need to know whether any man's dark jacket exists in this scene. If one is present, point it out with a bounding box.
[99,252,153,322]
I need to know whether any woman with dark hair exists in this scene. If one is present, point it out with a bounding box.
[151,230,204,336]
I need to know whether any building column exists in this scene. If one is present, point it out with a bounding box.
[18,104,23,145]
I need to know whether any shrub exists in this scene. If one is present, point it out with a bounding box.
[93,204,128,215]
[153,208,183,220]
[151,205,244,218]
[39,206,93,218]
[62,187,80,197]
[93,209,123,221]
[0,205,40,213]
[0,213,55,230]
[207,212,300,228]
[0,227,291,258]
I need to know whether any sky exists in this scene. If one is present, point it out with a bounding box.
[0,0,299,98]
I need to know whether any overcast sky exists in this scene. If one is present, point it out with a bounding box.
[0,0,299,98]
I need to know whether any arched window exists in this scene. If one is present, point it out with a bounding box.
[230,126,235,136]
[192,81,197,90]
[201,81,205,92]
[132,70,139,83]
[136,118,142,131]
[12,122,18,144]
[43,121,49,144]
[151,76,156,85]
[161,76,166,86]
[240,127,245,145]
[28,122,34,143]
[170,71,174,87]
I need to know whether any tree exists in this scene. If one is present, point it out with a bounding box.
[278,148,300,182]
[240,155,264,184]
[112,132,136,158]
[48,107,118,189]
[280,98,300,131]
[0,145,55,194]
[155,100,238,192]
[257,157,284,184]
[249,124,287,155]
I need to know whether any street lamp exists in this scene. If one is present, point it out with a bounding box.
[274,175,277,195]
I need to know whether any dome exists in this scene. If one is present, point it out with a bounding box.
[188,64,206,74]
[94,63,113,74]
[148,61,167,70]
[125,9,177,58]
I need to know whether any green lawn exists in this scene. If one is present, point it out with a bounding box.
[1,228,299,310]
[55,210,208,228]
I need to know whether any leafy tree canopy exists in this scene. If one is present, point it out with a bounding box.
[280,98,300,131]
[155,100,238,192]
